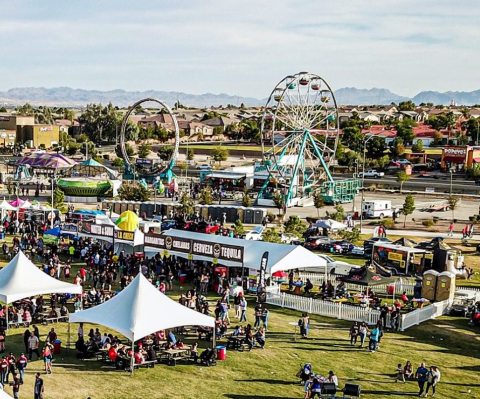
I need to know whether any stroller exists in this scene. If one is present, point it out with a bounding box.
[199,348,217,367]
[296,363,313,384]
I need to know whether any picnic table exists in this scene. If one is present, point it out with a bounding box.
[157,348,190,365]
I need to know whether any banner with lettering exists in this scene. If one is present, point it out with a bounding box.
[144,233,244,264]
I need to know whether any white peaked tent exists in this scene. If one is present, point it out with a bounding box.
[0,251,82,304]
[0,200,16,211]
[69,273,215,343]
[0,389,14,399]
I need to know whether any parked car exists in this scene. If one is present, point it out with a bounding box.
[449,298,474,317]
[303,236,330,251]
[349,246,365,256]
[197,164,212,170]
[358,169,384,178]
[245,226,265,240]
[311,254,361,276]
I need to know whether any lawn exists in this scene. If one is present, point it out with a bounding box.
[3,288,479,399]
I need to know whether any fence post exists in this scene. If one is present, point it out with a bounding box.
[337,303,342,320]
[281,292,285,308]
[400,314,405,331]
[309,297,313,314]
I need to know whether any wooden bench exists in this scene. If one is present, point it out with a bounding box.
[132,360,156,369]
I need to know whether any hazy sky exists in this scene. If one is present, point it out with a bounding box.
[0,0,478,98]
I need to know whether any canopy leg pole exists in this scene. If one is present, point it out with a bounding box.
[212,327,216,351]
[67,322,71,348]
[130,340,134,376]
[5,304,8,331]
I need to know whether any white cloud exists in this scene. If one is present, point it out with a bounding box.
[0,0,478,98]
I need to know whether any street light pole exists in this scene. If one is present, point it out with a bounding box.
[449,168,453,196]
[359,134,374,233]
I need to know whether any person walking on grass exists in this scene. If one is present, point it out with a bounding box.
[395,363,405,383]
[358,322,368,348]
[425,366,441,397]
[239,294,247,323]
[415,362,429,397]
[34,372,44,399]
[349,322,359,345]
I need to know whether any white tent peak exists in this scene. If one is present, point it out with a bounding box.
[0,251,82,304]
[69,273,214,342]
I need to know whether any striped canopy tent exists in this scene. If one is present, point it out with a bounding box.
[65,158,118,179]
[115,210,139,232]
[17,153,76,169]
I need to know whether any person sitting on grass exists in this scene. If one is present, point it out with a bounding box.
[404,360,414,380]
[255,327,266,349]
[244,324,254,350]
[395,363,405,383]
[327,370,338,387]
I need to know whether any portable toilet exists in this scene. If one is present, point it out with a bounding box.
[435,271,456,302]
[422,270,439,301]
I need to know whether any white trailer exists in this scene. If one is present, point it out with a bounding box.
[362,200,396,219]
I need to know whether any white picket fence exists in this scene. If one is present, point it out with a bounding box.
[297,272,416,296]
[266,289,381,325]
[399,299,452,331]
[456,286,480,302]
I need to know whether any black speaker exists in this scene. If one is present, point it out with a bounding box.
[343,383,361,398]
[321,383,337,396]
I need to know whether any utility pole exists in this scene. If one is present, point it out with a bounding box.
[359,134,374,233]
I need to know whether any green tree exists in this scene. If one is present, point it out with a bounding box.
[313,191,324,217]
[186,148,194,161]
[391,138,405,157]
[211,146,229,166]
[118,182,150,201]
[395,120,415,145]
[397,171,410,193]
[448,196,459,221]
[53,187,65,210]
[411,139,424,153]
[80,141,96,157]
[16,103,34,116]
[241,191,252,207]
[330,205,345,222]
[366,136,386,158]
[398,100,416,111]
[341,126,363,152]
[262,228,282,243]
[137,143,152,158]
[112,157,125,168]
[213,126,224,136]
[157,145,174,161]
[66,141,80,156]
[432,131,443,146]
[179,192,194,216]
[283,215,308,238]
[0,107,7,113]
[232,219,245,236]
[402,194,415,227]
[272,191,285,216]
[199,187,213,205]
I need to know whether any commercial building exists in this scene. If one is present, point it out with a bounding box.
[441,146,480,170]
[0,114,34,147]
[17,124,60,148]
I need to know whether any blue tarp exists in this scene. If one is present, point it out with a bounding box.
[73,210,105,216]
[44,227,61,237]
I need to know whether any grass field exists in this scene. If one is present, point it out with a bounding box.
[2,286,479,399]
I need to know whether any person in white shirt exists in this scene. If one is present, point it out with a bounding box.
[327,370,338,387]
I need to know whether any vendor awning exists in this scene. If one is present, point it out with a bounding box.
[205,172,246,180]
[145,229,325,273]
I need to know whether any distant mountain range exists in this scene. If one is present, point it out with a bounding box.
[0,86,480,107]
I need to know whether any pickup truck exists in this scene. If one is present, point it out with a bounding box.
[359,169,384,178]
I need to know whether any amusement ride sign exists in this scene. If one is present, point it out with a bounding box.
[144,233,244,264]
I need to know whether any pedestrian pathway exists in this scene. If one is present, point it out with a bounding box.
[360,227,480,240]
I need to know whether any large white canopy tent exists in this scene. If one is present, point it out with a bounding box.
[0,251,82,328]
[145,229,326,273]
[0,389,14,399]
[69,273,215,342]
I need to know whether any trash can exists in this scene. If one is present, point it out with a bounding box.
[53,339,62,354]
[179,274,187,285]
[216,345,226,361]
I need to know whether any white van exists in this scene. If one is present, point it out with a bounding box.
[362,200,397,219]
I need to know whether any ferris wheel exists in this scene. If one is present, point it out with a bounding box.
[119,98,179,181]
[259,72,340,206]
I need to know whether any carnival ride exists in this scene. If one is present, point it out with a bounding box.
[257,72,360,207]
[57,159,121,197]
[119,98,180,184]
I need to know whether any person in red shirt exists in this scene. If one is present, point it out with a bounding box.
[16,353,27,383]
[108,346,118,362]
[5,353,16,383]
[0,356,8,384]
[79,267,87,281]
